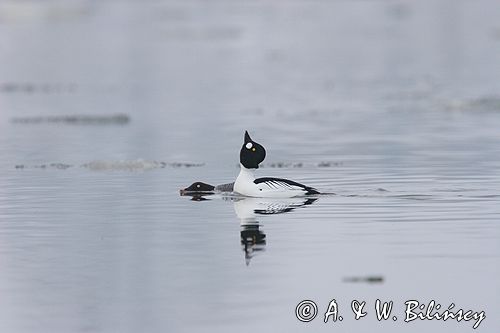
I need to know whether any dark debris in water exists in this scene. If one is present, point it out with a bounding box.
[257,161,342,168]
[446,96,500,113]
[11,114,130,125]
[14,160,204,171]
[1,82,77,94]
[263,162,304,168]
[343,276,384,284]
[317,161,343,167]
[169,162,204,168]
[82,160,204,170]
[48,163,72,170]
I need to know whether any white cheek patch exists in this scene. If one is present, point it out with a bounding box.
[246,142,253,149]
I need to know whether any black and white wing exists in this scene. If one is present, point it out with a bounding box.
[254,177,320,195]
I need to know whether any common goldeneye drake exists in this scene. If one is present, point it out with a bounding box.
[234,131,319,198]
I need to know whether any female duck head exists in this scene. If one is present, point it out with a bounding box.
[182,182,215,192]
[240,131,266,169]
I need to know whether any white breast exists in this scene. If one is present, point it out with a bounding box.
[234,165,258,196]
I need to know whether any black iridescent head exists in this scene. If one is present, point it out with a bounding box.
[240,131,266,169]
[183,182,215,192]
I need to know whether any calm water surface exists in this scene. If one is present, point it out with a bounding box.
[0,1,499,332]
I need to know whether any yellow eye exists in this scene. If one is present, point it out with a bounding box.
[252,148,256,151]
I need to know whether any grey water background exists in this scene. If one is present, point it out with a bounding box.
[0,0,499,332]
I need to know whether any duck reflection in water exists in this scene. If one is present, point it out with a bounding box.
[181,183,318,265]
[233,196,317,265]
